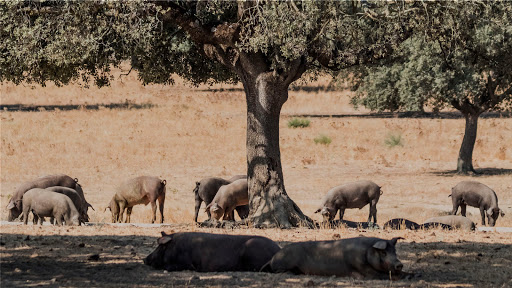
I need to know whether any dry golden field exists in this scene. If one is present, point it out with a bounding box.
[1,73,512,287]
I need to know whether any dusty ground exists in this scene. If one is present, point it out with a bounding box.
[1,73,512,287]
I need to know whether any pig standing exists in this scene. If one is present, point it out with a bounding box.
[45,186,88,224]
[424,215,475,231]
[106,176,166,223]
[450,181,505,226]
[205,179,248,221]
[144,232,280,272]
[193,176,249,222]
[315,180,382,223]
[261,237,405,280]
[6,174,87,221]
[22,188,80,226]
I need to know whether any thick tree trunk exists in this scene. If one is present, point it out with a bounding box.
[242,73,312,228]
[457,113,480,174]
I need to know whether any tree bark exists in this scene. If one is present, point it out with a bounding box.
[457,112,480,174]
[241,72,312,228]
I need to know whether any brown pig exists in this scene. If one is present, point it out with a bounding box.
[46,186,89,223]
[22,188,80,226]
[315,180,382,223]
[6,174,85,221]
[450,181,505,226]
[261,237,405,280]
[106,176,166,223]
[193,176,249,222]
[205,179,248,221]
[144,232,280,272]
[424,215,476,231]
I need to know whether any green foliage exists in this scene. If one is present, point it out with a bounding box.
[384,132,403,148]
[314,134,331,145]
[287,118,310,128]
[344,2,512,115]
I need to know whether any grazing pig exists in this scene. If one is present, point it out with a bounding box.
[424,215,475,231]
[261,237,405,280]
[193,176,249,222]
[144,232,280,272]
[383,218,452,230]
[450,181,505,226]
[315,180,382,223]
[106,176,166,223]
[45,186,88,223]
[22,188,80,226]
[205,179,248,221]
[6,174,85,221]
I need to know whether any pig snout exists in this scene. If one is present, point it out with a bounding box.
[394,261,403,272]
[321,207,334,221]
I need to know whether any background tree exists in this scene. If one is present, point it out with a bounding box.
[345,1,512,174]
[1,1,417,227]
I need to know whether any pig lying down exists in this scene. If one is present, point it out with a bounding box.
[383,218,453,230]
[424,215,475,231]
[22,188,80,226]
[450,180,505,226]
[262,237,407,280]
[315,180,382,223]
[144,232,280,272]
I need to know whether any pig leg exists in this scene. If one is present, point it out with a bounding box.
[55,215,63,226]
[460,204,467,217]
[158,194,165,223]
[118,201,126,223]
[22,206,30,225]
[339,207,345,221]
[451,200,459,215]
[125,207,133,223]
[194,195,202,222]
[368,200,378,223]
[223,206,235,221]
[150,201,157,223]
[479,207,486,226]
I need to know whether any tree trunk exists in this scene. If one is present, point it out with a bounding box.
[242,73,312,228]
[457,112,480,174]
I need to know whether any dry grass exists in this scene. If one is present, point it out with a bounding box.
[1,73,512,286]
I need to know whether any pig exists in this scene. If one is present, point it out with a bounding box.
[144,231,281,272]
[193,176,249,222]
[261,237,405,280]
[424,215,475,231]
[383,218,452,230]
[205,179,248,221]
[450,181,505,226]
[322,219,380,229]
[45,186,88,224]
[106,176,166,223]
[22,188,80,226]
[315,180,382,223]
[6,174,91,221]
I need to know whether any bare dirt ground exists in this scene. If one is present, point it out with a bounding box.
[1,73,512,287]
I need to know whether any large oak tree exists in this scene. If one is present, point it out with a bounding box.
[1,1,418,227]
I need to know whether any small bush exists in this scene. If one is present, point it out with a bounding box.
[385,133,403,147]
[314,134,332,145]
[287,117,310,128]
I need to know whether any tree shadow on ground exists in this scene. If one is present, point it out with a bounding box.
[430,168,512,177]
[0,102,155,112]
[1,233,511,287]
[288,111,511,119]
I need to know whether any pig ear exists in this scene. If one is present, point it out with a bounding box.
[7,202,15,210]
[161,180,166,186]
[390,237,404,246]
[373,241,387,250]
[157,235,172,245]
[500,209,505,217]
[205,203,212,212]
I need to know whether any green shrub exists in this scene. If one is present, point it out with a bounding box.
[314,134,332,145]
[385,133,403,147]
[287,117,310,128]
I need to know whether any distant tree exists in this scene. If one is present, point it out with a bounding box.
[1,1,417,227]
[345,2,512,174]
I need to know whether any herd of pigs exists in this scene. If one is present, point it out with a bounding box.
[4,173,506,279]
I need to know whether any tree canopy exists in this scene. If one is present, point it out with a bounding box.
[344,1,512,174]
